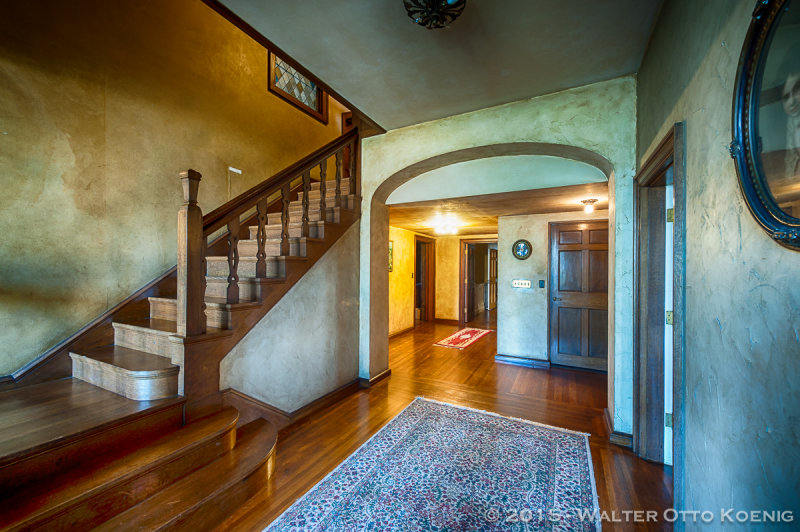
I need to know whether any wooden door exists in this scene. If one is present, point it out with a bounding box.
[464,245,476,323]
[548,221,608,371]
[415,241,426,320]
[488,249,498,310]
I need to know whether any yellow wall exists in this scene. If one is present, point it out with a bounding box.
[0,0,347,375]
[434,234,497,321]
[388,226,416,335]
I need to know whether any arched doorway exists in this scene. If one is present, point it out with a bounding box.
[359,142,614,383]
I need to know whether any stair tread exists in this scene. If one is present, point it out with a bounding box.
[0,408,239,529]
[0,378,184,469]
[207,255,308,263]
[72,345,178,372]
[95,418,277,531]
[113,317,227,336]
[149,296,262,309]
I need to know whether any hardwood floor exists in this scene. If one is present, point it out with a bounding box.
[219,320,673,531]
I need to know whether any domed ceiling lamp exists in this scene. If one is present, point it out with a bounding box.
[403,0,467,29]
[581,198,599,213]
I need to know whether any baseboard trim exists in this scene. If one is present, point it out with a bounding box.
[610,431,633,448]
[495,354,550,369]
[359,368,391,388]
[222,378,362,430]
[389,326,414,338]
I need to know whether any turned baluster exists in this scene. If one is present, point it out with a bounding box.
[226,217,240,304]
[318,161,327,223]
[301,171,311,238]
[349,139,357,196]
[177,169,207,337]
[334,150,342,210]
[281,182,290,256]
[255,198,268,278]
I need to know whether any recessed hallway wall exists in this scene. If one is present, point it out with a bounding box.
[497,210,608,362]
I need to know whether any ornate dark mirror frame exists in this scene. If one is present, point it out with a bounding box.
[731,0,800,249]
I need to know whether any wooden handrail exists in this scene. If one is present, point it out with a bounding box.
[203,128,359,236]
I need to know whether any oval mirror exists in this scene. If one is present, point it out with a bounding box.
[732,0,800,248]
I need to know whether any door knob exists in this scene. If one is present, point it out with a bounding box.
[552,297,562,301]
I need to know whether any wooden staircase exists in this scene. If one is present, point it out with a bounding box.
[68,177,356,402]
[0,130,361,528]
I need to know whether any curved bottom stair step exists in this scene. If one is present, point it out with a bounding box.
[70,346,180,401]
[0,407,239,531]
[95,418,277,532]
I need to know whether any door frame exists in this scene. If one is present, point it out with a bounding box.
[632,122,687,512]
[413,234,436,323]
[546,220,609,371]
[459,238,497,325]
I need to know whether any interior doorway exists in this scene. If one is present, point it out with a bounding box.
[632,123,686,511]
[459,239,498,328]
[547,221,609,371]
[414,235,435,324]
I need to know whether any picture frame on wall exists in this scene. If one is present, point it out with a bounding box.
[388,240,394,272]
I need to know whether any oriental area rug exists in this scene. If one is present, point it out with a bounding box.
[265,398,600,531]
[433,327,493,349]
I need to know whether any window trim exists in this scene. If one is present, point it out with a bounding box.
[268,51,328,124]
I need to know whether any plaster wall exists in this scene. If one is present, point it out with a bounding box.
[359,77,637,434]
[497,211,608,361]
[0,0,346,375]
[638,0,800,519]
[388,226,415,335]
[220,223,360,413]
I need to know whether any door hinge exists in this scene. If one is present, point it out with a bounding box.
[665,310,674,325]
[665,412,673,428]
[666,208,674,222]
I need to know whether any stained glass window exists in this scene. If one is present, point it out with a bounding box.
[268,53,328,123]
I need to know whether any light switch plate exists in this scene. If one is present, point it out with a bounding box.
[512,279,532,288]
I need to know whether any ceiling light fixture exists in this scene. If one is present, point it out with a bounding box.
[403,0,467,29]
[430,213,461,235]
[581,198,599,213]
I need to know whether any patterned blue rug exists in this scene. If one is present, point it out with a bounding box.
[266,398,600,531]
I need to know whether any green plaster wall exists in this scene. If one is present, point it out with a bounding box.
[359,77,637,434]
[638,0,800,520]
[0,0,345,376]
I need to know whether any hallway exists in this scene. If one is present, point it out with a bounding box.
[223,321,673,530]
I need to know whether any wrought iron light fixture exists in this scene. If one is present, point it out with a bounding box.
[581,199,598,213]
[403,0,467,29]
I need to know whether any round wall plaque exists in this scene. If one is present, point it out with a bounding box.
[512,239,532,260]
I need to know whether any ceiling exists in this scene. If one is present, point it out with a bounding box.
[220,0,664,130]
[388,182,609,236]
[386,155,606,204]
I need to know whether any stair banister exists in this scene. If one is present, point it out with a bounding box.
[177,169,207,337]
[201,128,359,237]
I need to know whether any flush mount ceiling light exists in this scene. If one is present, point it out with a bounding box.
[403,0,467,29]
[430,213,461,235]
[581,198,599,213]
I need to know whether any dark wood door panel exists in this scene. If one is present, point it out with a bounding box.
[558,251,583,292]
[549,221,609,371]
[588,251,608,292]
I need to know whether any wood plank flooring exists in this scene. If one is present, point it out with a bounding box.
[219,316,673,531]
[0,378,181,464]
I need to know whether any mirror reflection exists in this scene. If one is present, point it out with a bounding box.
[758,0,800,217]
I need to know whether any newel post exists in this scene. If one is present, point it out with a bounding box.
[177,169,207,337]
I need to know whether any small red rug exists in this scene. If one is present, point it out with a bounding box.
[434,328,493,349]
